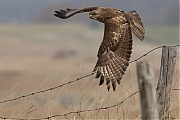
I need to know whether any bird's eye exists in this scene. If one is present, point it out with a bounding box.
[91,13,97,15]
[106,16,111,19]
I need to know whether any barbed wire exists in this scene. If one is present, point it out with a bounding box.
[129,44,179,63]
[0,91,140,120]
[172,88,180,91]
[0,44,179,120]
[0,72,95,104]
[0,89,179,120]
[0,44,179,104]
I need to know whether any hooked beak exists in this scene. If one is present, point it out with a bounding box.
[89,13,93,18]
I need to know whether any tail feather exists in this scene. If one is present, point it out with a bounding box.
[126,10,145,41]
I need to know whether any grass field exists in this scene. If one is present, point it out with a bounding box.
[0,24,179,119]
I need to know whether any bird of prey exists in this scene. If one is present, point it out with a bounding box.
[54,6,145,91]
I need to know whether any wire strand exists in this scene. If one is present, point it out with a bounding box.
[0,91,140,120]
[0,44,179,104]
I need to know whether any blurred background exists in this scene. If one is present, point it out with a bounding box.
[0,0,179,25]
[0,0,179,118]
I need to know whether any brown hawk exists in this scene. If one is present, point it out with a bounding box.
[54,6,145,91]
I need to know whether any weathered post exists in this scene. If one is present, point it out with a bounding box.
[156,46,177,119]
[136,61,159,119]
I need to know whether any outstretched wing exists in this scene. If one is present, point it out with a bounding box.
[93,19,133,91]
[126,10,145,41]
[54,6,99,19]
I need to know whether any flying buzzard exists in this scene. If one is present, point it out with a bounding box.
[54,6,145,91]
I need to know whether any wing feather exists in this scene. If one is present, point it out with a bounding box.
[95,69,101,78]
[126,10,145,40]
[54,6,99,19]
[54,7,144,91]
[94,20,133,91]
[99,75,104,85]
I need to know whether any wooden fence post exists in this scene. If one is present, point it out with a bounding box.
[156,46,177,119]
[136,61,159,119]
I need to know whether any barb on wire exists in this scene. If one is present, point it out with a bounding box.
[0,91,139,120]
[0,72,95,104]
[0,44,179,104]
[129,46,162,63]
[172,88,180,91]
[129,44,179,63]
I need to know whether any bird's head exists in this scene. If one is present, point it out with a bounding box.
[89,8,112,23]
[89,10,100,20]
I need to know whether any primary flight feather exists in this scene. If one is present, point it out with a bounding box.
[54,6,145,91]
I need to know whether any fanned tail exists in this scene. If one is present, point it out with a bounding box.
[126,10,145,41]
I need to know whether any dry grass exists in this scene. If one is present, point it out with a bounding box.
[0,24,179,119]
